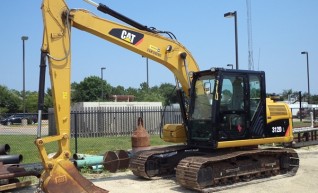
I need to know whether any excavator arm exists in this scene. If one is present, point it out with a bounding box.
[35,0,199,192]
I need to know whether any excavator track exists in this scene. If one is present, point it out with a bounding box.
[131,146,299,192]
[176,148,299,192]
[130,145,203,179]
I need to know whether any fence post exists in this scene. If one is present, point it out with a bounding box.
[314,108,316,125]
[48,108,56,136]
[74,112,78,154]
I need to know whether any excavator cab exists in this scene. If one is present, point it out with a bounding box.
[131,68,298,190]
[187,68,267,147]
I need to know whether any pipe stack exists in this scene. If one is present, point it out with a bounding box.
[0,144,40,192]
[0,144,23,164]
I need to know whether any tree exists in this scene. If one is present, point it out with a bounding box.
[112,85,127,95]
[0,85,21,113]
[24,91,38,113]
[281,89,293,100]
[128,82,178,105]
[44,88,53,112]
[71,76,112,102]
[311,95,318,104]
[132,82,163,103]
[125,87,138,97]
[158,83,178,105]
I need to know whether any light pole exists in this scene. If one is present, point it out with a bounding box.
[142,56,149,91]
[224,11,239,70]
[21,36,28,117]
[227,64,233,69]
[301,51,310,103]
[101,67,106,100]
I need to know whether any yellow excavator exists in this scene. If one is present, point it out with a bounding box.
[35,0,299,192]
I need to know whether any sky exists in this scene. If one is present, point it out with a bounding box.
[1,0,318,95]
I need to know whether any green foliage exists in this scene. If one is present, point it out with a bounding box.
[125,87,138,96]
[71,76,112,102]
[0,85,53,114]
[311,95,318,104]
[131,82,177,105]
[112,85,126,95]
[70,77,178,105]
[0,85,21,113]
[281,89,301,101]
[24,91,38,113]
[44,88,53,112]
[159,83,178,105]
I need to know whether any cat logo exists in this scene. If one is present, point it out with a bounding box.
[121,30,136,44]
[109,28,144,45]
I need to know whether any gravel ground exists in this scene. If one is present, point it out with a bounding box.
[5,146,318,193]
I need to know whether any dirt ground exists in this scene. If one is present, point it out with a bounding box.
[7,146,318,193]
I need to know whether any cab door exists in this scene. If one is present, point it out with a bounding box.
[218,74,249,140]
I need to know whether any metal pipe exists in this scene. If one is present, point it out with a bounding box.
[0,144,10,155]
[0,154,23,164]
[73,153,95,160]
[73,156,104,168]
[0,164,40,179]
[89,165,104,170]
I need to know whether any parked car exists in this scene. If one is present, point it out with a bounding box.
[0,114,37,125]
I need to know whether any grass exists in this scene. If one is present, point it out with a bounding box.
[293,121,318,128]
[1,135,175,186]
[0,135,174,163]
